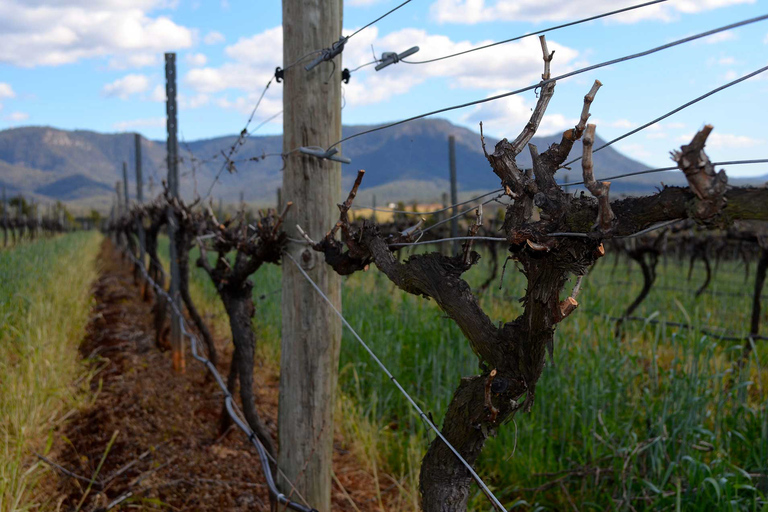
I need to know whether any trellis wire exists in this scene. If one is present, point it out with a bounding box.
[284,252,507,512]
[560,64,768,169]
[585,308,768,342]
[202,77,275,201]
[352,188,503,215]
[419,193,505,236]
[346,0,414,40]
[390,235,507,247]
[125,249,317,512]
[561,158,768,187]
[327,13,768,150]
[403,0,670,64]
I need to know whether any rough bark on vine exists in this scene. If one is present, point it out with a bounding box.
[196,206,289,463]
[304,44,768,510]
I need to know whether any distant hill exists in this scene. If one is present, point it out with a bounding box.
[0,120,764,210]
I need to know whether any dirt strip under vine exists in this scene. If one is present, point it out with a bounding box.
[39,239,396,511]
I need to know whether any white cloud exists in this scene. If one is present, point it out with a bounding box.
[342,27,579,105]
[703,31,736,44]
[0,83,15,99]
[429,0,755,24]
[4,111,29,122]
[722,70,738,81]
[150,84,166,102]
[592,118,637,129]
[185,24,579,98]
[224,27,283,67]
[183,25,579,114]
[186,52,208,66]
[102,74,150,99]
[184,26,284,94]
[113,116,165,131]
[678,131,763,149]
[179,92,210,109]
[203,30,225,45]
[615,142,652,160]
[461,92,581,138]
[216,94,282,117]
[109,53,161,69]
[0,0,193,67]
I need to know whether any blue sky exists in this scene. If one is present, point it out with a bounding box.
[0,0,767,176]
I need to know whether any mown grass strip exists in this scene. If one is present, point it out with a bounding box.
[175,237,767,510]
[0,232,102,511]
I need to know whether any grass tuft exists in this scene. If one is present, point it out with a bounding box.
[0,232,101,511]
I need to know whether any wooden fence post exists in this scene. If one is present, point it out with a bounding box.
[122,162,130,212]
[135,133,146,269]
[279,0,343,507]
[165,52,184,373]
[2,186,7,247]
[449,135,459,253]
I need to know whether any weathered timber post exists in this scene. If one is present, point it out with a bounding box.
[449,135,459,253]
[36,202,42,238]
[115,182,123,216]
[2,186,7,247]
[165,52,184,372]
[122,162,130,212]
[115,182,124,246]
[135,134,147,270]
[123,160,140,280]
[279,0,343,508]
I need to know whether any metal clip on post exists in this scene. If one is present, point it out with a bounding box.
[298,147,351,165]
[304,36,348,72]
[375,46,419,71]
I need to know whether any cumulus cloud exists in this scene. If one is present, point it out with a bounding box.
[216,94,282,117]
[703,31,737,44]
[0,0,193,67]
[109,53,161,69]
[591,118,637,129]
[179,92,210,109]
[183,25,580,117]
[150,84,166,102]
[614,142,652,160]
[4,111,29,122]
[0,83,15,99]
[429,0,755,24]
[113,116,165,131]
[461,93,579,138]
[203,30,225,45]
[102,74,150,99]
[184,28,282,94]
[186,53,208,66]
[678,131,763,148]
[344,27,579,98]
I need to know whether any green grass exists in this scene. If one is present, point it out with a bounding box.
[173,238,767,511]
[0,232,101,511]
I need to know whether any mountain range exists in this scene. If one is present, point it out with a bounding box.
[0,119,764,211]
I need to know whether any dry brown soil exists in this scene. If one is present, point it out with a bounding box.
[40,240,396,511]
